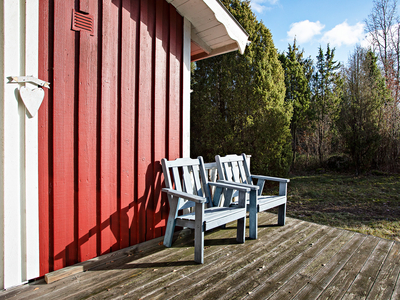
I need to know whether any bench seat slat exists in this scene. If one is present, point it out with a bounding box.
[176,207,247,231]
[258,196,286,212]
[230,195,286,212]
[177,206,245,222]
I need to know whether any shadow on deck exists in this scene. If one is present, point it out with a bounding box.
[1,212,400,299]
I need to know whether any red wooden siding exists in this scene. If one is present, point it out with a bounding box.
[38,0,183,276]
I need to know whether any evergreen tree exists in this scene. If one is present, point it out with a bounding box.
[311,45,342,165]
[338,47,390,174]
[279,40,312,167]
[191,0,292,176]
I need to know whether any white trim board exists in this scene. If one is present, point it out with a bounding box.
[182,17,191,158]
[0,0,40,289]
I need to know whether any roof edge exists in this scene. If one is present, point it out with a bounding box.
[168,0,249,56]
[204,0,248,54]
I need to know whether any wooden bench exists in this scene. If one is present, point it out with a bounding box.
[215,153,290,240]
[161,156,251,264]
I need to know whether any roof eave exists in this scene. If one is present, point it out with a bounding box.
[167,0,249,60]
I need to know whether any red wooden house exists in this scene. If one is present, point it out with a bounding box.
[0,0,248,289]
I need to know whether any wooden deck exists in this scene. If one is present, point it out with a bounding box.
[1,212,400,300]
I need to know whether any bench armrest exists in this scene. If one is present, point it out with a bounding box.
[162,188,207,204]
[217,180,259,191]
[252,175,290,183]
[209,181,252,192]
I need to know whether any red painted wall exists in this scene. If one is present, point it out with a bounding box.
[38,0,183,275]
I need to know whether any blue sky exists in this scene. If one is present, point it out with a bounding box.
[250,0,375,65]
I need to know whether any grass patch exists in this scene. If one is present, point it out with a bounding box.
[285,172,400,242]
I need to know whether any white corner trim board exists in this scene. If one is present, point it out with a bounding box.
[182,17,191,158]
[1,0,40,289]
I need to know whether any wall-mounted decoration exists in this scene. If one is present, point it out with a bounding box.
[8,76,50,118]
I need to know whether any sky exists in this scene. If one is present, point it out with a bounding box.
[249,0,375,65]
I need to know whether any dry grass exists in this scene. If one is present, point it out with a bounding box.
[284,172,400,242]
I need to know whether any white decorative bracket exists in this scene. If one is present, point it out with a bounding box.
[9,76,50,89]
[8,76,50,118]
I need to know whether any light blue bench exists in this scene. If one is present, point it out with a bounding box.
[215,153,290,240]
[161,156,251,264]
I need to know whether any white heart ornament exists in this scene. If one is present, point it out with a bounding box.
[19,86,45,118]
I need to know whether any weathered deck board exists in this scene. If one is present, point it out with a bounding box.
[335,238,392,299]
[290,233,368,299]
[142,219,309,299]
[216,226,332,299]
[367,242,400,300]
[1,213,399,300]
[247,227,344,299]
[313,235,381,299]
[191,223,318,300]
[267,229,356,300]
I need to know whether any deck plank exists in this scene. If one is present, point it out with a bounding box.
[290,233,368,299]
[90,215,303,299]
[199,224,325,299]
[342,239,394,299]
[366,241,400,300]
[316,235,382,299]
[1,213,399,300]
[142,220,310,299]
[48,213,280,300]
[247,227,344,299]
[392,267,400,300]
[6,230,196,300]
[298,234,394,300]
[43,228,230,300]
[267,229,355,300]
[221,226,334,300]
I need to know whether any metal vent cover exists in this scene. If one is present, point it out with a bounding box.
[71,9,94,36]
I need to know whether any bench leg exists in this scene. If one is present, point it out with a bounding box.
[163,197,179,247]
[194,202,204,264]
[278,183,287,226]
[236,190,247,243]
[237,217,246,243]
[249,190,258,239]
[278,203,286,226]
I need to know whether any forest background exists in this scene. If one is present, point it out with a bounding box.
[191,0,400,177]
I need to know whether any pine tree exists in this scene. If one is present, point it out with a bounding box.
[191,0,292,176]
[279,40,312,167]
[311,45,342,165]
[339,47,390,174]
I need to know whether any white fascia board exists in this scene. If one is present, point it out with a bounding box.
[167,0,249,55]
[202,0,248,54]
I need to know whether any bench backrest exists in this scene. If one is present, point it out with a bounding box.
[203,161,218,183]
[161,157,212,210]
[215,153,252,185]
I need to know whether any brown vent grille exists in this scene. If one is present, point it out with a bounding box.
[71,9,94,36]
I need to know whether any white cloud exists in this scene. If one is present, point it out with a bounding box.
[250,0,278,14]
[287,20,325,44]
[322,21,365,47]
